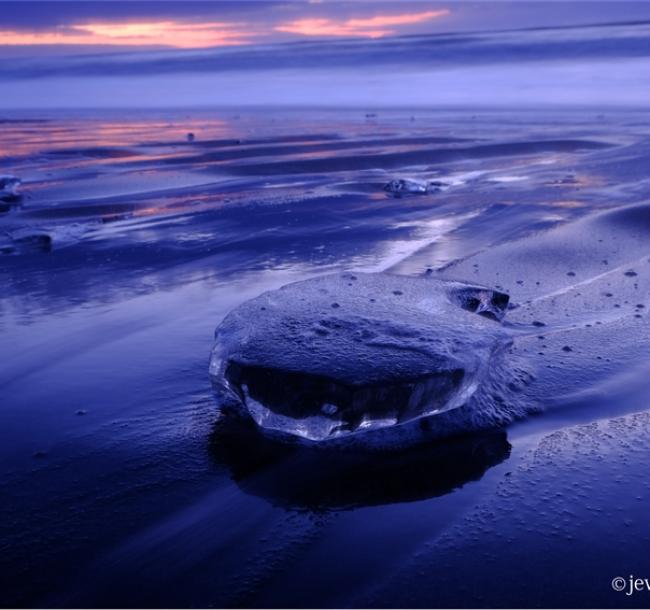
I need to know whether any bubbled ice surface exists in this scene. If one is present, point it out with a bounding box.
[209,272,510,442]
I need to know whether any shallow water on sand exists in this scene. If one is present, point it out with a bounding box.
[2,108,650,607]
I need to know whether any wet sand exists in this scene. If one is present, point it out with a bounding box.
[1,108,650,608]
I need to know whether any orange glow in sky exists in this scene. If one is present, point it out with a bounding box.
[275,18,390,39]
[0,20,249,48]
[275,10,450,38]
[0,9,451,48]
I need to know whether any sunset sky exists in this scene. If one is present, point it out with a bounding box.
[2,2,650,108]
[2,1,649,53]
[4,2,448,52]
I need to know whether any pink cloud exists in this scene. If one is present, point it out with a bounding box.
[0,20,250,48]
[276,9,450,39]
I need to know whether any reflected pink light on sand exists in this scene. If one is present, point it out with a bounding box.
[0,118,234,158]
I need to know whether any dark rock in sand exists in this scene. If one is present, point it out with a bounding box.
[0,229,53,255]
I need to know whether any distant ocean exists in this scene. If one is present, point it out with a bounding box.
[2,20,650,108]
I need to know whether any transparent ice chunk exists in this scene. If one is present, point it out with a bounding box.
[209,273,511,444]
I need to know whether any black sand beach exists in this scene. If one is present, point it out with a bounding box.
[2,108,650,607]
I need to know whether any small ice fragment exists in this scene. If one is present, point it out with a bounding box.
[0,175,22,202]
[384,179,449,196]
[384,179,428,196]
[186,132,195,142]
